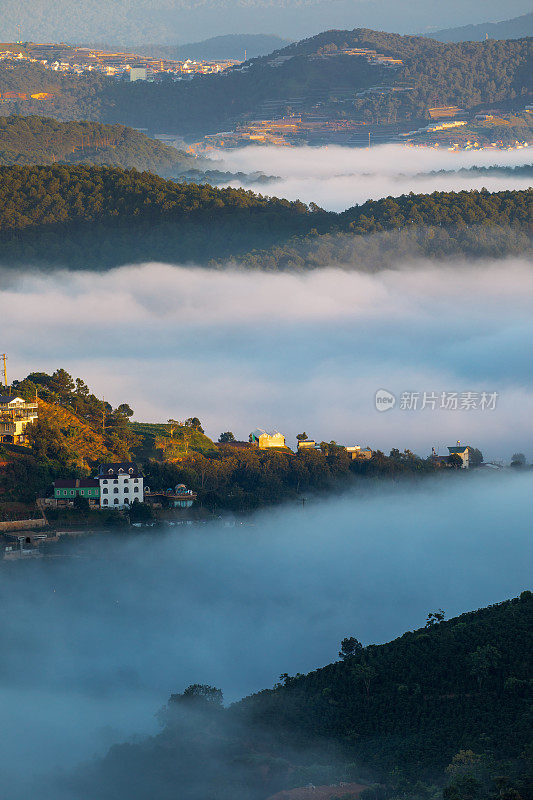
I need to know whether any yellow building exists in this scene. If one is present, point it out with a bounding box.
[250,428,286,449]
[447,442,470,468]
[346,445,372,460]
[0,395,38,444]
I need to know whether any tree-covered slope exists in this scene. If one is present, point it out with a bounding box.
[235,591,533,782]
[0,115,198,174]
[65,593,533,800]
[0,165,529,268]
[428,12,533,43]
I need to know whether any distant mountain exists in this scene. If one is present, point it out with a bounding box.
[179,34,291,61]
[1,0,532,45]
[103,34,291,62]
[427,11,533,42]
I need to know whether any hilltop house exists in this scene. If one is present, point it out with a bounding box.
[447,442,470,469]
[345,445,372,460]
[297,439,318,451]
[98,462,144,509]
[0,395,38,444]
[249,429,286,449]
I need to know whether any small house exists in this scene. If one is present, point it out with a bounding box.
[249,429,286,449]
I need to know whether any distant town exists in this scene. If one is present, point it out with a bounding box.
[0,40,239,82]
[1,40,530,152]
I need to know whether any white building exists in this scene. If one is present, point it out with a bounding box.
[98,462,144,509]
[129,67,147,81]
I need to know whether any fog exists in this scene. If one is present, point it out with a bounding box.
[3,0,532,44]
[1,259,533,459]
[0,473,531,797]
[211,144,533,211]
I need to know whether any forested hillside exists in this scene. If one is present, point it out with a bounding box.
[0,30,530,134]
[64,592,533,800]
[429,12,533,43]
[236,592,533,780]
[0,115,198,173]
[0,165,530,268]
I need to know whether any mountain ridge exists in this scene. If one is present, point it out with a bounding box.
[426,12,533,42]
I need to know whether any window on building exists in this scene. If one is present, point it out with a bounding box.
[134,487,139,493]
[70,490,75,496]
[114,488,119,493]
[114,498,119,505]
[102,488,108,494]
[103,499,108,506]
[113,479,118,484]
[63,490,67,496]
[134,478,138,483]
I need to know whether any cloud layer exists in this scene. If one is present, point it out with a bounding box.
[1,259,533,459]
[0,474,532,798]
[212,144,533,211]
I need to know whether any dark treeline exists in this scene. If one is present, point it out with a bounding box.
[145,444,440,513]
[0,31,531,134]
[60,593,533,800]
[0,165,530,269]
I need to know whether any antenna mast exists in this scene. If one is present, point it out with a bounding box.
[0,354,7,390]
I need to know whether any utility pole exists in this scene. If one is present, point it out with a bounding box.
[368,131,371,148]
[0,354,7,391]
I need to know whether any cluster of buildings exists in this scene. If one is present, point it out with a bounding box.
[303,47,403,68]
[0,42,238,81]
[247,428,373,461]
[194,116,417,150]
[49,462,197,511]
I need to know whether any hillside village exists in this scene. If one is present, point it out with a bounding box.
[0,365,511,559]
[0,31,531,150]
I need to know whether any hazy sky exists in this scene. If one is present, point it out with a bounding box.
[1,0,531,43]
[1,259,532,461]
[214,144,533,211]
[0,474,531,798]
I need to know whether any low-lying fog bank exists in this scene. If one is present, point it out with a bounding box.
[1,473,532,798]
[1,258,532,458]
[210,144,533,210]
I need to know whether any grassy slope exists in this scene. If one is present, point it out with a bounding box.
[131,421,218,461]
[37,398,114,468]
